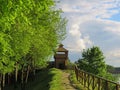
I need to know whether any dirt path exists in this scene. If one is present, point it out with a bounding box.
[61,71,77,90]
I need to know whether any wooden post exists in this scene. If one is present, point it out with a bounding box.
[81,71,84,85]
[116,84,119,90]
[92,76,95,90]
[98,78,101,90]
[104,81,109,90]
[84,73,86,87]
[74,66,78,81]
[88,74,90,90]
[80,71,82,83]
[74,65,120,90]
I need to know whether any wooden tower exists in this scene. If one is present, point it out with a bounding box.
[54,44,68,69]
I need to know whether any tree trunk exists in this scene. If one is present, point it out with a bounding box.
[0,74,2,90]
[15,64,18,82]
[13,63,19,89]
[32,59,36,81]
[7,73,10,85]
[25,65,30,83]
[2,74,5,90]
[33,69,36,76]
[21,69,24,84]
[21,68,25,90]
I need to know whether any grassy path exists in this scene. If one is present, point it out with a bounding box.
[61,71,77,90]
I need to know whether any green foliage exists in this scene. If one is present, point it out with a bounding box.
[76,46,106,77]
[0,0,67,75]
[104,73,117,81]
[106,64,115,72]
[66,59,74,69]
[76,46,117,81]
[106,65,119,81]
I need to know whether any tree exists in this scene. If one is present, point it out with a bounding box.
[106,64,115,72]
[0,0,67,89]
[76,46,107,76]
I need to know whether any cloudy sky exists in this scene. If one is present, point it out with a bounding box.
[57,0,120,67]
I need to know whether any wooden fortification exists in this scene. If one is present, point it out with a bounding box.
[54,44,68,69]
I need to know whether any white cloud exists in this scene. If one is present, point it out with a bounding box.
[59,0,120,66]
[105,49,120,67]
[63,22,93,52]
[79,19,120,36]
[104,20,120,35]
[106,49,120,58]
[69,24,81,37]
[64,36,92,52]
[59,0,119,19]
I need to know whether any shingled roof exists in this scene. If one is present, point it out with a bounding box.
[57,44,68,52]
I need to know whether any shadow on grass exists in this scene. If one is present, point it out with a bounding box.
[4,69,54,90]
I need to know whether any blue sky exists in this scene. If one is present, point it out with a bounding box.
[56,0,120,67]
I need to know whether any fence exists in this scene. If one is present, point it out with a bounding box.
[74,66,120,90]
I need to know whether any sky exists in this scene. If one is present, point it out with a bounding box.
[56,0,120,67]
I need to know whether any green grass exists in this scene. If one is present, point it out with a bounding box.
[4,68,64,90]
[69,70,87,90]
[49,68,65,90]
